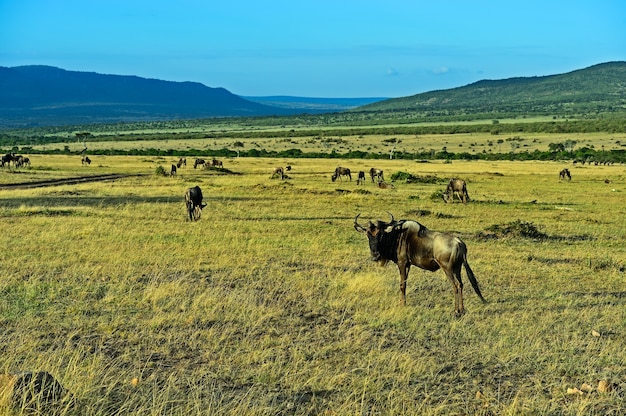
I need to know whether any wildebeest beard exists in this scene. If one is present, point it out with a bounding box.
[373,221,408,264]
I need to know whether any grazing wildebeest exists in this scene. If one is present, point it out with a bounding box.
[194,158,206,169]
[354,213,486,316]
[331,167,351,182]
[184,186,207,221]
[177,158,187,168]
[443,178,469,203]
[377,181,395,189]
[13,155,24,168]
[559,168,571,181]
[272,167,285,179]
[369,168,384,183]
[357,171,366,185]
[21,157,31,167]
[211,158,223,168]
[82,156,91,165]
[170,164,177,176]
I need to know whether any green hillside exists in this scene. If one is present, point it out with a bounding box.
[355,62,626,118]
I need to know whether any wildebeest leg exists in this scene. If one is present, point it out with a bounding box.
[398,262,410,305]
[444,266,464,316]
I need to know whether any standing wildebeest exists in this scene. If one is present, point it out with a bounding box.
[559,168,571,181]
[211,158,223,168]
[443,178,469,203]
[82,156,91,165]
[357,171,366,185]
[331,167,351,182]
[184,186,207,221]
[2,153,15,167]
[194,158,206,169]
[177,158,187,168]
[170,164,177,177]
[369,168,384,183]
[354,213,486,316]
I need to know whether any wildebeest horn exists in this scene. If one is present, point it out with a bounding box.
[387,212,395,223]
[354,213,367,232]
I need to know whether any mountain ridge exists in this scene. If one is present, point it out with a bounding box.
[1,62,624,128]
[355,61,626,117]
[0,65,293,127]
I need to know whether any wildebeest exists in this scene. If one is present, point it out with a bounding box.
[184,186,207,221]
[331,167,351,182]
[194,158,206,169]
[357,171,366,185]
[82,156,91,165]
[377,181,395,189]
[285,165,292,171]
[369,168,384,183]
[170,164,177,176]
[13,155,24,168]
[354,213,486,316]
[1,153,15,167]
[177,158,187,168]
[443,178,469,203]
[272,167,285,179]
[559,168,571,180]
[211,159,223,168]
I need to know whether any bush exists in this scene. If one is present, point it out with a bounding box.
[155,165,168,176]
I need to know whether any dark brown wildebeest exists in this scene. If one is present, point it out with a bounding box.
[177,158,187,168]
[193,158,206,169]
[211,159,223,168]
[1,153,15,167]
[443,178,469,203]
[331,167,351,182]
[170,164,177,177]
[272,167,285,179]
[184,186,207,221]
[357,171,366,185]
[354,213,486,316]
[559,168,571,181]
[285,165,292,172]
[369,167,384,183]
[82,156,91,165]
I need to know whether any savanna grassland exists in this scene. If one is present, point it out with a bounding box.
[1,153,625,415]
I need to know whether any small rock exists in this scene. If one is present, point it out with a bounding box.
[598,380,613,393]
[567,387,583,395]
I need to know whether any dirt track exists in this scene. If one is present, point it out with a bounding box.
[0,173,146,190]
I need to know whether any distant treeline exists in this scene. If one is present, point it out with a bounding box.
[1,117,626,147]
[6,145,625,164]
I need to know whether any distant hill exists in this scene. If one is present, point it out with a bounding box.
[244,96,387,112]
[355,62,626,118]
[0,65,294,128]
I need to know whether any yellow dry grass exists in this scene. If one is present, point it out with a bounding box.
[0,154,625,415]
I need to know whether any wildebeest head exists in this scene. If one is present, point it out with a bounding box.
[354,213,404,263]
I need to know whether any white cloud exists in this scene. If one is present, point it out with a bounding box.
[432,66,449,75]
[386,67,398,76]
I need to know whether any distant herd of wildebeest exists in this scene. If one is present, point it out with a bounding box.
[0,152,601,315]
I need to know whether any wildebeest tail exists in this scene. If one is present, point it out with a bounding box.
[463,254,486,303]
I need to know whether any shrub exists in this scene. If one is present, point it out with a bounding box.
[155,165,168,176]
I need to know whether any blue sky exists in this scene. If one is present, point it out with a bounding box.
[1,1,624,98]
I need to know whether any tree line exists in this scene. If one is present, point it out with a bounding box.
[6,144,625,164]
